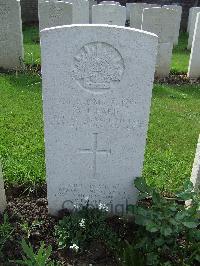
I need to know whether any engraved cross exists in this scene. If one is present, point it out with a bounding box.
[79,133,111,178]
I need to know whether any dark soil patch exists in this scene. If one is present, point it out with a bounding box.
[1,187,135,266]
[155,73,200,85]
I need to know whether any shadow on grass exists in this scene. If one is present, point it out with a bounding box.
[0,73,41,93]
[153,83,200,99]
[171,32,190,73]
[23,24,40,45]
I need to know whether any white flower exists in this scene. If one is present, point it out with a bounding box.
[98,203,109,212]
[79,218,86,228]
[84,196,89,201]
[73,204,79,210]
[69,243,79,252]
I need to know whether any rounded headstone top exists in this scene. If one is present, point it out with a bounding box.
[100,1,120,5]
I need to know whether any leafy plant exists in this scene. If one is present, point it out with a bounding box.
[0,213,13,257]
[16,239,57,266]
[121,241,146,266]
[55,204,119,253]
[128,177,200,265]
[20,220,44,239]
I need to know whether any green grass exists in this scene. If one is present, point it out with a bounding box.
[0,26,199,193]
[143,84,200,192]
[23,25,40,66]
[0,73,45,185]
[171,32,190,73]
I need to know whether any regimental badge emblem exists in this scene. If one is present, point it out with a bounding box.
[72,42,125,93]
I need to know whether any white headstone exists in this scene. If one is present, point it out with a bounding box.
[190,135,200,190]
[41,25,158,216]
[188,7,200,49]
[163,5,182,45]
[130,3,160,29]
[38,1,73,31]
[89,0,97,23]
[100,1,120,5]
[126,3,133,21]
[142,7,177,44]
[92,3,126,26]
[188,13,200,79]
[0,162,6,214]
[0,0,24,70]
[142,7,176,78]
[155,42,173,78]
[65,0,89,24]
[187,7,193,33]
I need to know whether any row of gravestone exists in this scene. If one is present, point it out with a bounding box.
[38,1,181,78]
[1,0,200,79]
[0,22,200,215]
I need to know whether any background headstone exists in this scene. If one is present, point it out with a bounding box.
[126,3,133,21]
[67,0,89,24]
[142,7,176,77]
[0,162,6,214]
[38,1,73,31]
[163,5,182,45]
[100,1,120,5]
[187,7,200,49]
[155,42,173,78]
[92,3,126,26]
[188,13,200,79]
[130,3,160,29]
[187,7,193,33]
[89,0,97,23]
[190,135,200,190]
[142,7,177,44]
[41,25,158,216]
[0,0,24,70]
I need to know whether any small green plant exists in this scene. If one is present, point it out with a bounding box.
[21,220,44,239]
[16,239,57,266]
[121,241,145,266]
[55,204,119,253]
[129,177,200,265]
[0,213,13,257]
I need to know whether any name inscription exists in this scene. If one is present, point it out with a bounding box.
[50,97,143,131]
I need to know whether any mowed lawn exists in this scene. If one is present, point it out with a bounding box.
[171,32,190,73]
[0,25,199,193]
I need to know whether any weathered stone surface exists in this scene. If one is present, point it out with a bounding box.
[187,7,193,33]
[188,13,200,79]
[190,135,200,190]
[0,0,24,70]
[41,25,158,216]
[101,1,120,5]
[142,7,177,44]
[67,0,89,24]
[155,42,173,78]
[89,0,97,23]
[188,7,200,49]
[126,3,133,21]
[92,3,126,26]
[142,6,175,78]
[130,3,159,29]
[0,162,6,214]
[163,5,182,45]
[38,1,72,31]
